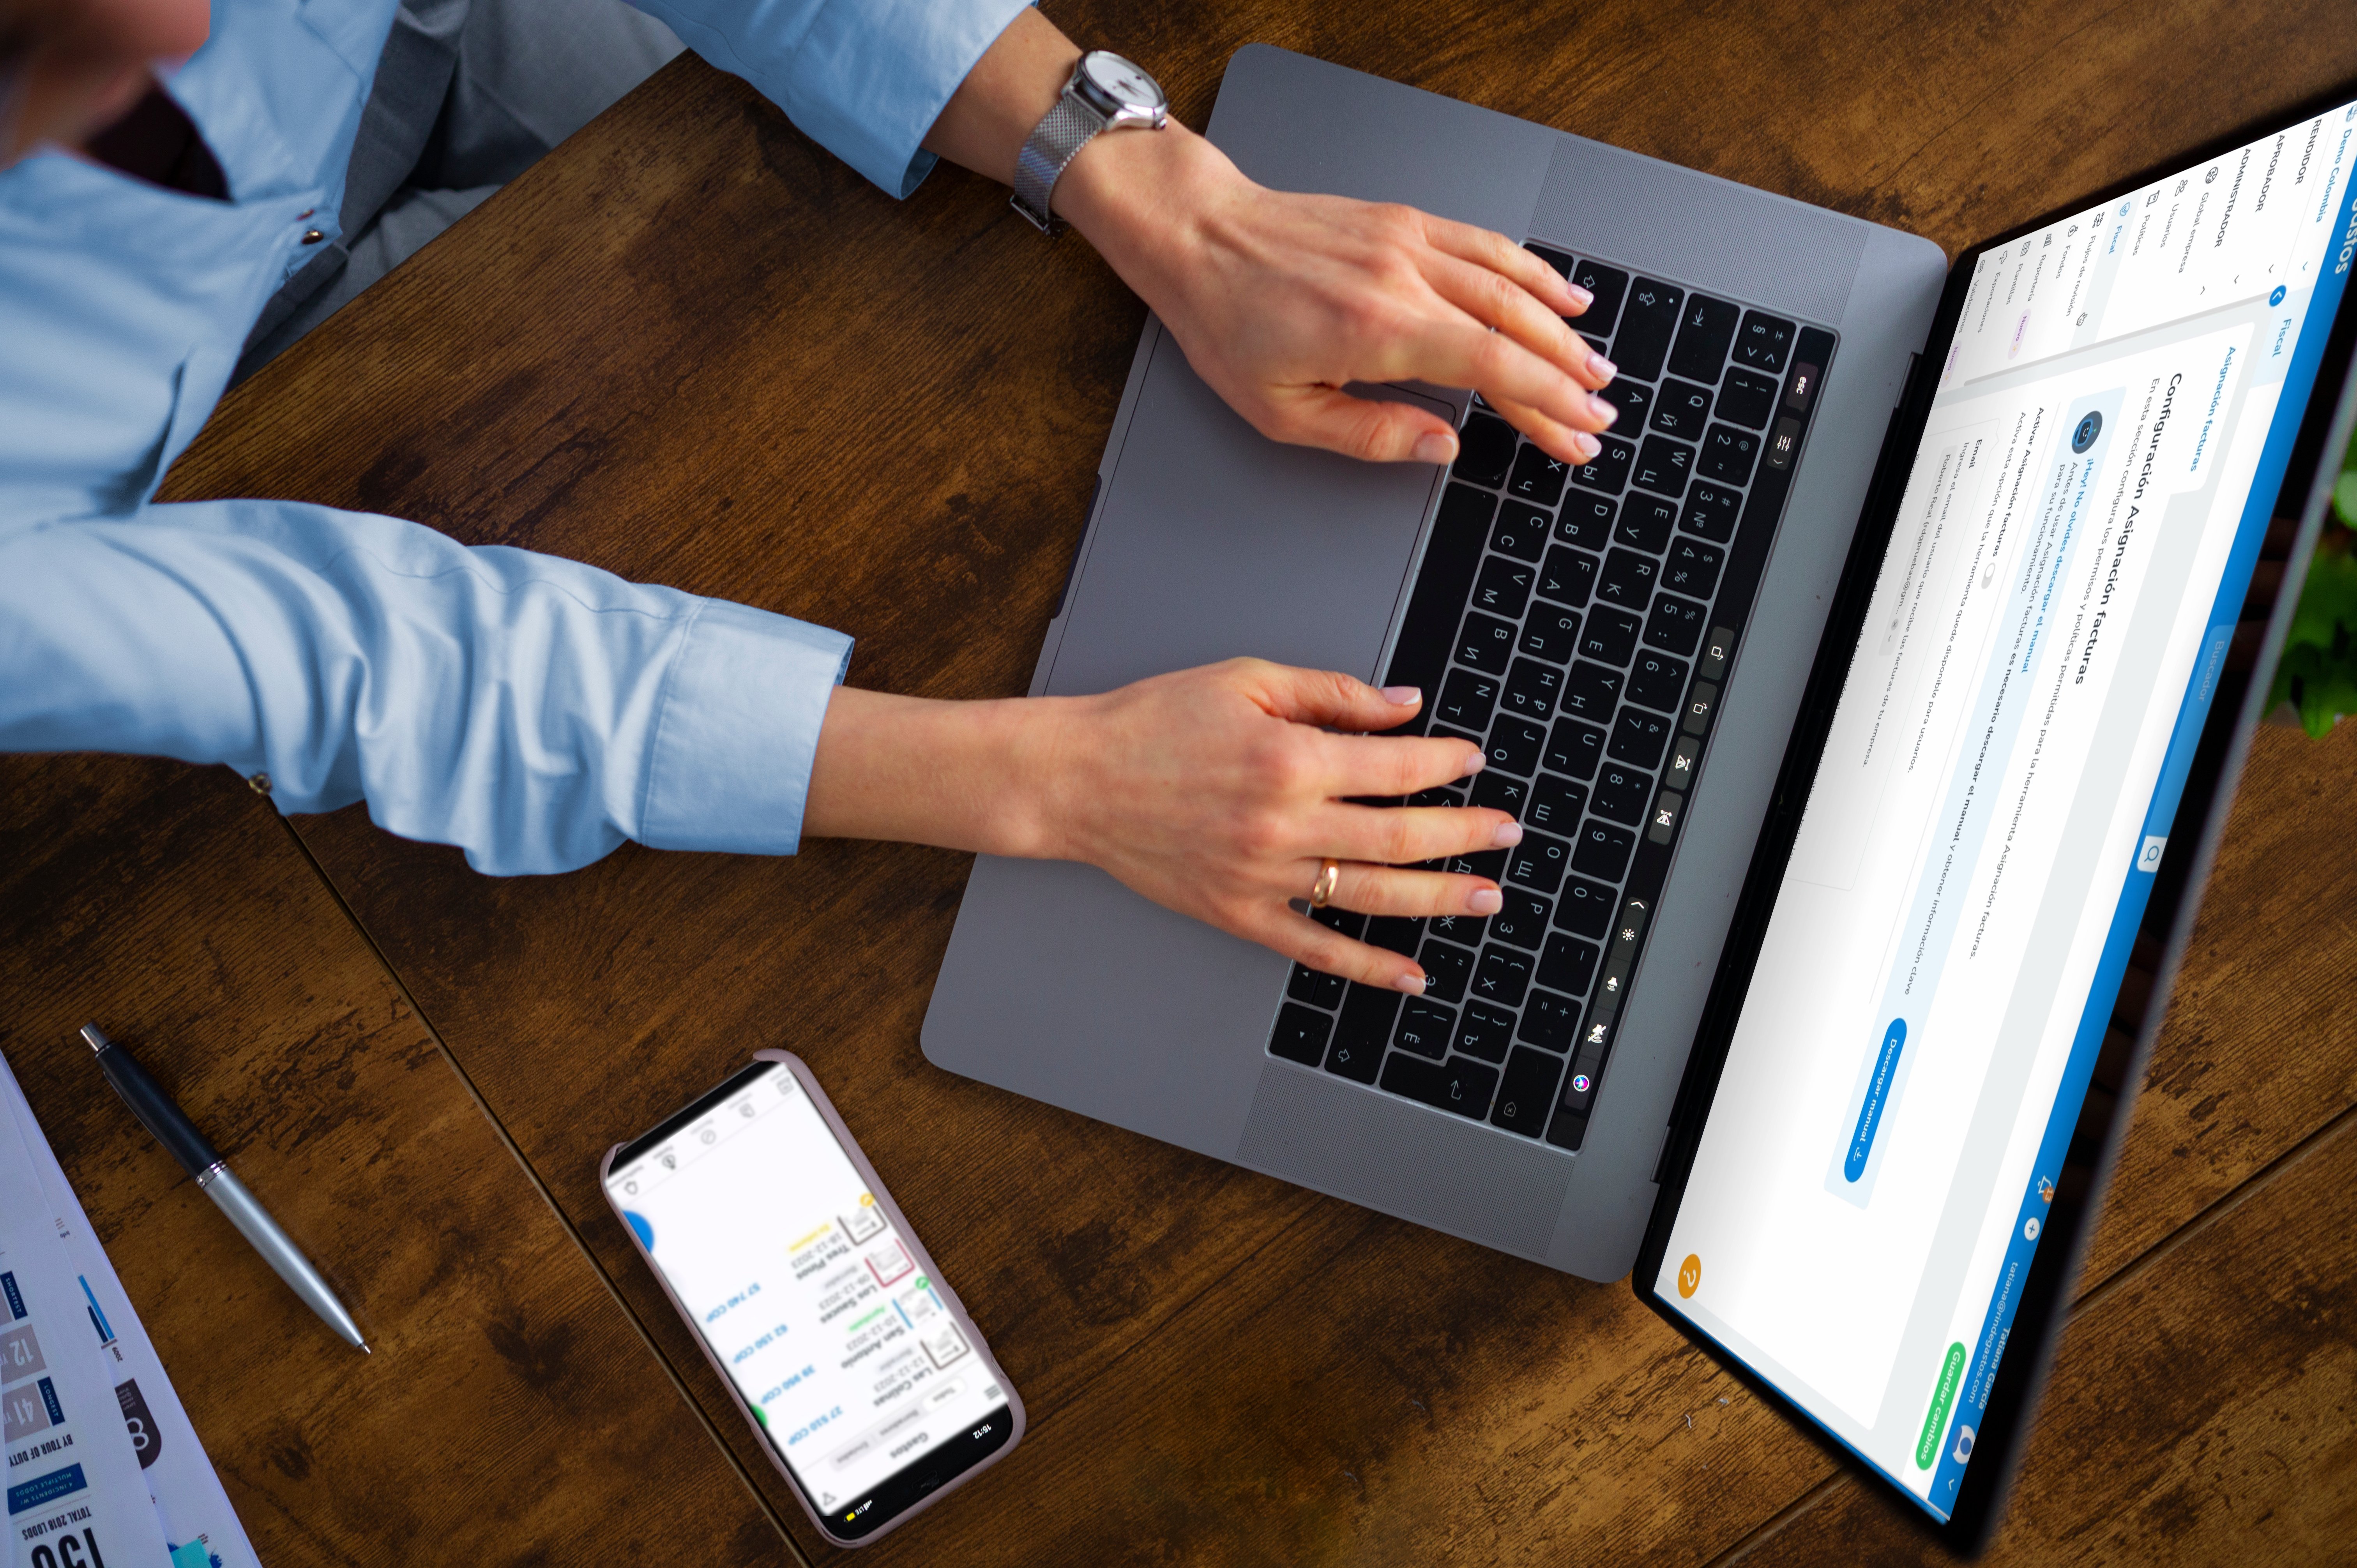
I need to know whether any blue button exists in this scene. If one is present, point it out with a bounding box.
[1845,1019,1907,1182]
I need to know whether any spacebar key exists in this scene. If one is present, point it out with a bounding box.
[1381,1052,1499,1119]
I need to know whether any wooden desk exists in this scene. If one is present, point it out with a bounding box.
[42,0,2348,1560]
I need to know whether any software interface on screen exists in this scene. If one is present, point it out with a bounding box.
[605,1066,1009,1520]
[1656,102,2357,1519]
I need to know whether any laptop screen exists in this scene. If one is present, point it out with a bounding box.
[1652,99,2357,1521]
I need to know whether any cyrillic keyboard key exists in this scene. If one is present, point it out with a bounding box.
[1435,668,1498,732]
[1538,932,1601,997]
[1501,658,1562,723]
[1520,605,1583,664]
[1472,554,1535,619]
[1733,309,1796,373]
[1581,606,1643,666]
[1517,988,1581,1051]
[1507,443,1572,505]
[1485,716,1546,777]
[1559,660,1624,721]
[1698,423,1760,487]
[1489,500,1551,562]
[1596,377,1651,431]
[1537,545,1597,607]
[1680,482,1742,543]
[1270,1003,1332,1066]
[1615,494,1679,553]
[1650,376,1715,440]
[1569,432,1634,495]
[1591,760,1652,825]
[1663,536,1724,599]
[1526,773,1589,833]
[1487,889,1551,951]
[1630,434,1694,497]
[1609,707,1673,768]
[1491,1047,1566,1137]
[1469,770,1529,819]
[1716,367,1779,429]
[1598,548,1661,610]
[1392,997,1456,1059]
[1426,911,1485,949]
[1380,1052,1497,1119]
[1503,830,1572,894]
[1417,938,1475,1003]
[1626,652,1688,712]
[1454,1000,1517,1063]
[1543,718,1606,780]
[1471,944,1535,1010]
[1554,876,1615,938]
[1366,917,1424,956]
[1456,611,1518,673]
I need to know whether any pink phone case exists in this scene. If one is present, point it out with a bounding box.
[599,1049,1026,1548]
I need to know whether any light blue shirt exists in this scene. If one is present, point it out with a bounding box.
[0,0,1025,873]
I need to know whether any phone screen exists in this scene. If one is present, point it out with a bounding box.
[604,1060,1012,1538]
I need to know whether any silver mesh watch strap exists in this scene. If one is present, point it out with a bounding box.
[1011,93,1107,233]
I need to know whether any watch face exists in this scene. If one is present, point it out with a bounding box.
[1080,52,1165,114]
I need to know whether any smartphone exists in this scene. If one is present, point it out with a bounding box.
[600,1050,1024,1547]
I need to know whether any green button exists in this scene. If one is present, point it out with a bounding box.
[1915,1342,1967,1470]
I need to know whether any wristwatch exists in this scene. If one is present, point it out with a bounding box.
[1011,50,1169,233]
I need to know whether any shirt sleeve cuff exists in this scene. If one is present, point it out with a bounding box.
[638,597,853,855]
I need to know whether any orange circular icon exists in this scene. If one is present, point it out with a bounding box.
[1677,1254,1701,1299]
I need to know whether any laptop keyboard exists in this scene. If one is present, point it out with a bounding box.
[1265,245,1836,1153]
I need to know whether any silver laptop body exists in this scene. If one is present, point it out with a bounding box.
[923,44,1947,1280]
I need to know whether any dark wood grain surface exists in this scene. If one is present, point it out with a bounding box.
[0,755,791,1564]
[112,0,2357,1561]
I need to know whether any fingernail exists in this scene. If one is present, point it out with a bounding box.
[1413,432,1458,465]
[1491,821,1523,848]
[1565,283,1594,312]
[1468,886,1504,915]
[1570,432,1602,463]
[1590,393,1619,427]
[1393,971,1428,994]
[1459,749,1485,778]
[1591,355,1617,383]
[1380,684,1421,706]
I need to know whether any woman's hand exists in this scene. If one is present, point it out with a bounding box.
[1058,126,1621,470]
[805,661,1521,990]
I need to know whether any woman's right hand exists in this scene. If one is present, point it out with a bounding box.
[806,659,1523,991]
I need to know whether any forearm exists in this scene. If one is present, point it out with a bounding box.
[804,686,1062,860]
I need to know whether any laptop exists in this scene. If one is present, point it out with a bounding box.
[925,43,2357,1545]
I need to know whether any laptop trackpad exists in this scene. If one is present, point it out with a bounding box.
[1044,330,1452,696]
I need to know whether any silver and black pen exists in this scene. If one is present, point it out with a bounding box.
[80,1023,368,1353]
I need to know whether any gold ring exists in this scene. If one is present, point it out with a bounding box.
[1309,858,1341,909]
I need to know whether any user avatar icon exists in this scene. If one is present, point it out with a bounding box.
[2071,411,2103,454]
[1677,1253,1701,1299]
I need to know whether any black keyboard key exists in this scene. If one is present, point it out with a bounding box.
[1518,989,1582,1051]
[1525,242,1574,279]
[1504,829,1571,893]
[1663,536,1724,599]
[1610,706,1674,768]
[1611,278,1683,381]
[1454,1000,1517,1062]
[1453,413,1518,487]
[1567,258,1629,335]
[1538,932,1601,997]
[1591,760,1653,825]
[1643,593,1709,656]
[1492,1047,1566,1136]
[1471,944,1535,1009]
[1683,680,1719,736]
[1536,546,1596,608]
[1469,770,1529,819]
[1650,377,1715,440]
[1733,310,1796,373]
[1569,432,1634,496]
[1571,819,1636,881]
[1507,443,1571,505]
[1630,435,1694,498]
[1270,1003,1332,1065]
[1526,773,1588,834]
[1716,367,1779,429]
[1543,718,1605,779]
[1457,611,1517,673]
[1387,484,1496,699]
[1556,496,1615,551]
[1432,848,1507,883]
[1680,482,1742,543]
[1287,962,1345,1010]
[1313,906,1366,939]
[1615,494,1678,553]
[1596,377,1652,431]
[1473,554,1536,619]
[1767,417,1802,471]
[1426,910,1485,948]
[1560,660,1624,721]
[1392,997,1456,1059]
[1327,983,1399,1076]
[1407,784,1465,808]
[1555,876,1615,938]
[1380,1051,1497,1119]
[1489,500,1551,562]
[1502,658,1562,723]
[1521,604,1583,664]
[1597,547,1661,610]
[1417,938,1475,1002]
[1367,916,1424,955]
[1665,733,1703,791]
[1667,294,1742,381]
[1435,668,1500,732]
[1487,888,1551,950]
[1485,716,1545,776]
[1580,606,1643,666]
[1698,423,1760,487]
[1626,652,1689,712]
[1647,788,1684,844]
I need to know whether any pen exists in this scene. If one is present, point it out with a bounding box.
[80,1023,369,1353]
